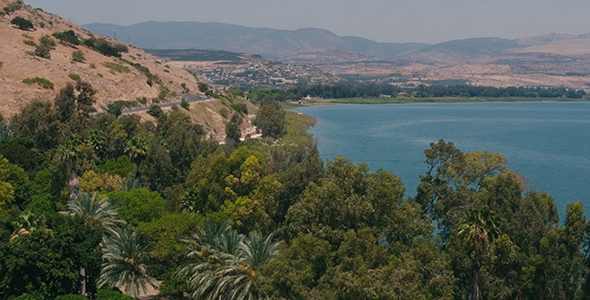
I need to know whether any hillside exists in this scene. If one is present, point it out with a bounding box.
[82,21,429,59]
[0,0,204,117]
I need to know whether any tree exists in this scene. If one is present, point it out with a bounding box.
[254,102,285,139]
[225,113,243,143]
[286,157,405,245]
[75,81,97,117]
[180,98,190,110]
[57,135,81,200]
[34,44,51,58]
[52,30,80,46]
[55,82,97,122]
[0,156,16,211]
[39,35,56,48]
[55,84,77,122]
[10,17,33,30]
[456,206,501,300]
[147,105,164,119]
[98,228,159,299]
[72,50,85,62]
[62,192,124,234]
[108,188,166,226]
[179,220,279,300]
[124,135,149,180]
[10,99,61,151]
[0,215,101,299]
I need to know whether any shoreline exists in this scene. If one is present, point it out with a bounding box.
[281,96,590,108]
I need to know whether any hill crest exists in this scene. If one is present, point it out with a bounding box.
[0,0,203,117]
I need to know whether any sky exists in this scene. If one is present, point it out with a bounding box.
[25,0,590,44]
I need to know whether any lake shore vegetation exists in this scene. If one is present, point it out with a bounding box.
[1,81,590,300]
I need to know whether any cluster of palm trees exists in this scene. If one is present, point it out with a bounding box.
[179,220,279,300]
[63,192,158,298]
[63,193,279,299]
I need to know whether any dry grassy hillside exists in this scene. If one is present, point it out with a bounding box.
[0,0,203,117]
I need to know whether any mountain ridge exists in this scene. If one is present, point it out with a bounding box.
[82,21,430,59]
[83,21,590,66]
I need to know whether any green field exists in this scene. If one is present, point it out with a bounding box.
[145,49,245,62]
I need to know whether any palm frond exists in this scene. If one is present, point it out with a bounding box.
[98,227,159,299]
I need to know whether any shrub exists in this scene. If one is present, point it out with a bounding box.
[13,293,44,300]
[23,39,36,46]
[158,86,170,100]
[180,98,190,110]
[68,73,81,82]
[22,77,54,89]
[107,100,138,117]
[0,61,3,69]
[4,1,23,14]
[181,83,190,93]
[55,295,88,300]
[96,288,134,300]
[52,30,80,46]
[84,38,125,57]
[198,82,210,93]
[34,44,51,58]
[39,35,55,48]
[21,33,33,39]
[129,62,161,86]
[90,63,96,69]
[219,107,229,118]
[113,43,128,54]
[102,62,130,73]
[136,97,148,105]
[147,105,164,119]
[98,156,135,177]
[239,103,248,114]
[71,50,85,62]
[11,17,33,30]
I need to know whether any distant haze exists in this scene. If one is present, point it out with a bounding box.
[26,0,590,44]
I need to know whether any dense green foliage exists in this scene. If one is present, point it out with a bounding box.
[11,16,33,30]
[248,83,587,102]
[2,80,590,299]
[53,30,80,46]
[225,113,243,143]
[83,38,128,57]
[253,102,285,139]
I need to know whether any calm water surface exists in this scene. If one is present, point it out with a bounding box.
[294,102,590,220]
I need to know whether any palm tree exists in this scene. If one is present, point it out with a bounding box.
[119,176,143,191]
[457,206,501,300]
[179,220,279,300]
[57,134,81,200]
[124,135,149,181]
[98,227,159,299]
[62,192,124,234]
[241,232,280,269]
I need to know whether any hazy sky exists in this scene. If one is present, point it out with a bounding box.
[26,0,590,44]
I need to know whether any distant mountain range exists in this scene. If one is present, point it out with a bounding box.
[82,21,429,59]
[83,21,590,64]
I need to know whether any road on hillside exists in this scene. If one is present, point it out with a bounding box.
[120,94,212,115]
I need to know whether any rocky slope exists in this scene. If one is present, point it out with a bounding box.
[0,0,203,117]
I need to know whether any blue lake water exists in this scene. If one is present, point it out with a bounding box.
[294,102,590,220]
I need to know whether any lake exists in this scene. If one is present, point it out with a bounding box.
[294,102,590,220]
